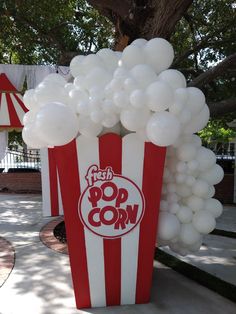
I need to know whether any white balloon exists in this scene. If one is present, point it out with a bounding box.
[121,45,146,68]
[158,212,181,240]
[169,102,184,115]
[76,101,90,116]
[35,102,78,146]
[23,110,37,125]
[179,223,201,245]
[186,176,196,187]
[90,109,105,124]
[85,67,112,89]
[123,77,138,92]
[120,107,150,131]
[146,112,181,146]
[110,78,124,91]
[191,134,202,147]
[131,38,147,47]
[78,115,102,137]
[113,91,129,108]
[176,173,187,183]
[188,240,202,252]
[89,86,105,101]
[136,128,150,142]
[176,184,192,198]
[199,164,224,185]
[69,89,89,106]
[158,70,186,90]
[102,99,118,114]
[174,88,189,104]
[43,73,66,86]
[176,143,197,162]
[184,105,210,134]
[167,183,176,193]
[192,179,210,198]
[74,75,87,89]
[130,89,146,108]
[177,206,193,223]
[70,55,85,77]
[186,195,204,212]
[192,210,216,234]
[146,81,174,111]
[102,113,119,128]
[23,89,40,111]
[160,200,168,211]
[34,81,67,106]
[187,87,205,114]
[195,147,216,171]
[187,160,199,172]
[178,108,192,125]
[169,203,180,214]
[130,64,157,88]
[176,161,188,173]
[97,48,119,70]
[82,54,103,73]
[206,185,215,198]
[204,198,223,218]
[113,67,129,79]
[22,123,47,149]
[144,38,174,73]
[64,83,75,93]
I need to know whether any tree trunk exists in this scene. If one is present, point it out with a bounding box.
[88,0,193,50]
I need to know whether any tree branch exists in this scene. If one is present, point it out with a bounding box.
[188,53,236,88]
[209,98,236,118]
[87,0,131,20]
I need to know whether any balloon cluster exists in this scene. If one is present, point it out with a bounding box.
[159,134,224,255]
[22,37,224,255]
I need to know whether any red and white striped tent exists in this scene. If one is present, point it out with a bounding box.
[0,73,27,129]
[0,72,62,216]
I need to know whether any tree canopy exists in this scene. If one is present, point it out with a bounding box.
[0,0,235,120]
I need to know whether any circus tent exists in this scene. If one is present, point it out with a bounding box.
[0,73,28,129]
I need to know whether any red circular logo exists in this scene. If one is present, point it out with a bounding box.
[78,165,145,239]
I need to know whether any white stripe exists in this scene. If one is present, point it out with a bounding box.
[10,93,26,125]
[76,135,106,307]
[40,148,51,217]
[121,133,145,304]
[57,169,64,215]
[0,93,10,125]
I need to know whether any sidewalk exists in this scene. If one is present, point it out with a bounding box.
[161,205,236,287]
[0,194,235,314]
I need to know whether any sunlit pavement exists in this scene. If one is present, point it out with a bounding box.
[0,194,235,314]
[161,205,236,286]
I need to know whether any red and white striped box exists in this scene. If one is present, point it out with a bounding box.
[40,148,63,217]
[54,133,166,309]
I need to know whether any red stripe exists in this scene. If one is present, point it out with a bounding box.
[13,93,28,113]
[99,133,122,306]
[47,148,59,216]
[54,140,91,309]
[136,143,166,303]
[5,93,22,127]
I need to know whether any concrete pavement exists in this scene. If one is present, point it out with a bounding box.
[161,205,236,287]
[0,194,235,314]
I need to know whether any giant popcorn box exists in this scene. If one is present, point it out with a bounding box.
[53,133,166,309]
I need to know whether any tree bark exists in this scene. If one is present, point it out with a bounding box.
[88,0,193,49]
[209,98,236,118]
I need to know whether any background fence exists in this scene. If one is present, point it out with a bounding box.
[0,148,41,173]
